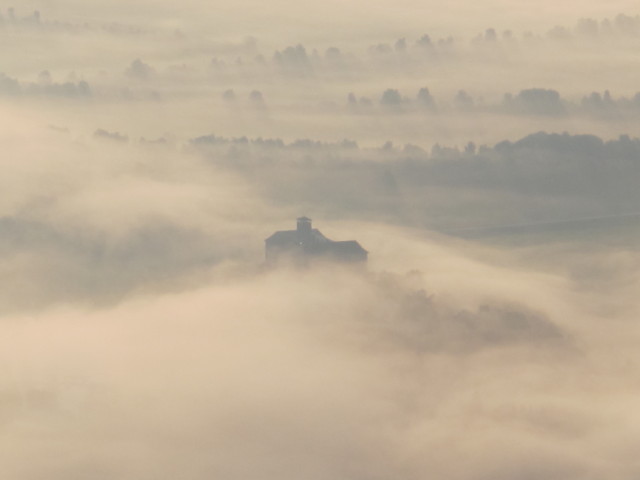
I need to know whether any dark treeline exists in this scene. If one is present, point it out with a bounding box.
[0,7,150,35]
[189,130,640,232]
[0,72,91,97]
[345,87,640,119]
[3,7,640,80]
[189,130,640,164]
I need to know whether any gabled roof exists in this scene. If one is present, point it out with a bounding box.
[331,240,368,254]
[265,219,367,263]
[266,229,366,254]
[265,228,329,244]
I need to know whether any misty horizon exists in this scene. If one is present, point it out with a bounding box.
[2,2,640,479]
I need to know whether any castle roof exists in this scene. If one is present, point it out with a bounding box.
[265,228,329,245]
[265,219,367,263]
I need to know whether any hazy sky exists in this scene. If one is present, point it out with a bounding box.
[2,2,640,479]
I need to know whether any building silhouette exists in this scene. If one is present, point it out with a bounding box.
[265,217,367,266]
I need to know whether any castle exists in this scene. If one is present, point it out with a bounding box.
[265,217,367,266]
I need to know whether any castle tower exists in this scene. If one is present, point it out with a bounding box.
[296,216,312,235]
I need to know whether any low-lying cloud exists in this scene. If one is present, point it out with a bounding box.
[2,2,640,478]
[0,235,638,479]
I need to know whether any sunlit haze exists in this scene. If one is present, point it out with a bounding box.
[2,1,640,479]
